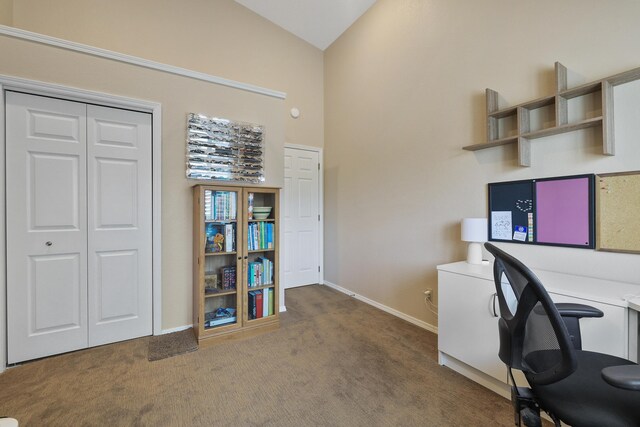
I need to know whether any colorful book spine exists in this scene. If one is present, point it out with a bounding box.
[210,191,237,221]
[255,290,264,318]
[262,288,269,317]
[224,224,234,252]
[248,291,257,319]
[221,265,236,290]
[268,288,274,316]
[204,190,212,220]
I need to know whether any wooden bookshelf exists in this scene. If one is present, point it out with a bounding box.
[193,185,279,342]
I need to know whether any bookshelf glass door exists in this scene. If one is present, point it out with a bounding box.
[202,189,241,330]
[244,189,278,322]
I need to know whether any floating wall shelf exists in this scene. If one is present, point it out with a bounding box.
[464,62,640,166]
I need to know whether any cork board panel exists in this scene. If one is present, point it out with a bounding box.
[596,171,640,253]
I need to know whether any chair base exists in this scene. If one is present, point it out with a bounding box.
[512,386,541,427]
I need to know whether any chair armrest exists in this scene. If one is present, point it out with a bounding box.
[602,365,640,391]
[533,303,603,350]
[554,303,603,318]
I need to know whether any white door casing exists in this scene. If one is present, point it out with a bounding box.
[6,92,153,363]
[283,147,320,288]
[6,92,89,363]
[87,105,152,346]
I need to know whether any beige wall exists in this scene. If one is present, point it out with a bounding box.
[324,0,640,328]
[9,0,324,149]
[0,0,11,25]
[0,35,285,331]
[0,0,327,333]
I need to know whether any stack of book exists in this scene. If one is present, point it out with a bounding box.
[221,265,237,290]
[247,257,273,287]
[247,289,274,320]
[247,222,274,251]
[205,190,237,221]
[204,308,237,328]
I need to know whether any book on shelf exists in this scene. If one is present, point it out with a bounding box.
[204,190,212,220]
[247,258,273,287]
[204,307,236,327]
[221,265,237,290]
[262,288,269,317]
[257,257,273,285]
[255,290,264,318]
[211,191,237,221]
[224,223,235,252]
[268,288,274,316]
[248,291,257,319]
[247,222,275,251]
[209,316,236,327]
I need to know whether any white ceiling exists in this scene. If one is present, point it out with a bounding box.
[234,0,378,51]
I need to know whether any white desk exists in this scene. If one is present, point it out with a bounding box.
[437,261,640,399]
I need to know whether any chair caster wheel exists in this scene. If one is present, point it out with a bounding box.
[521,407,541,427]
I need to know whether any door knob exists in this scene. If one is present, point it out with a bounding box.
[45,241,53,247]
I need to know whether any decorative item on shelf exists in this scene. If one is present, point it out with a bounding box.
[186,113,265,183]
[252,206,272,220]
[248,192,254,219]
[204,273,219,292]
[461,218,487,265]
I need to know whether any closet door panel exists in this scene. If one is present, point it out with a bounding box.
[6,92,88,363]
[87,105,152,346]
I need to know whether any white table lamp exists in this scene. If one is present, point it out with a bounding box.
[461,218,487,265]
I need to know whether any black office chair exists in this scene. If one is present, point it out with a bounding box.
[484,243,640,427]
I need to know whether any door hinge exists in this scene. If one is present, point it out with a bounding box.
[317,163,320,170]
[318,214,320,221]
[318,266,320,272]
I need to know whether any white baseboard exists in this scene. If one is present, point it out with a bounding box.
[322,281,438,334]
[160,324,193,335]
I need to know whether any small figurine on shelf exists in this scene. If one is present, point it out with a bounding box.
[213,233,224,252]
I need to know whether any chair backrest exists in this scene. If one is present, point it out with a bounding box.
[484,243,577,385]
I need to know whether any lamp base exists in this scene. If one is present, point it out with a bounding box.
[466,242,483,265]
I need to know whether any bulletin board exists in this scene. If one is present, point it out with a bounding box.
[535,175,594,248]
[488,174,595,249]
[488,180,534,243]
[596,171,640,254]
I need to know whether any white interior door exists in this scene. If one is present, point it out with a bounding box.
[6,92,89,363]
[6,92,153,363]
[283,147,320,288]
[87,105,152,346]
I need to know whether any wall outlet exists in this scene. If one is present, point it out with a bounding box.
[424,289,433,301]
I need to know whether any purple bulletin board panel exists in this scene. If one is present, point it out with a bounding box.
[534,175,595,248]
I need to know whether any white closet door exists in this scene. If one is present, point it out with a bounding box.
[87,105,152,346]
[6,92,88,363]
[283,148,320,288]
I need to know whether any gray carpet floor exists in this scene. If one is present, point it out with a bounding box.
[0,285,513,426]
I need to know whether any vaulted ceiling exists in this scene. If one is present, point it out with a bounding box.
[234,0,377,50]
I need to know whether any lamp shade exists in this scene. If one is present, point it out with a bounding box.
[461,218,488,243]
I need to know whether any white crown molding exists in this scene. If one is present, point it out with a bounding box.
[0,25,287,100]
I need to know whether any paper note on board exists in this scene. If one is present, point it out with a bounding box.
[491,211,513,240]
[513,226,527,242]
